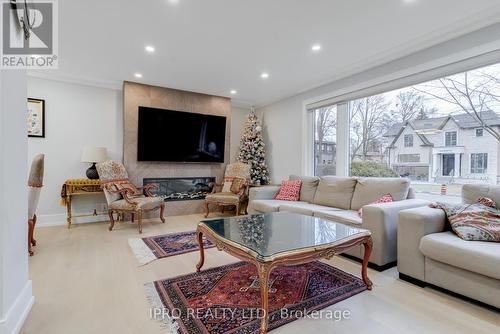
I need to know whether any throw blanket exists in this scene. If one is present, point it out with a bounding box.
[430,202,500,242]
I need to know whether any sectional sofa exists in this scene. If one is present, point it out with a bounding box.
[248,175,429,270]
[398,184,500,309]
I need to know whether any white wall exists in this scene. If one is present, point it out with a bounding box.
[0,70,33,334]
[230,106,250,162]
[257,23,500,182]
[27,77,123,226]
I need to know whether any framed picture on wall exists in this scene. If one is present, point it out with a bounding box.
[27,98,45,138]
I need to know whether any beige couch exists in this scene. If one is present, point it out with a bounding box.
[398,184,500,308]
[248,175,429,270]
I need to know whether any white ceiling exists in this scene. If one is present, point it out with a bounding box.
[33,0,500,107]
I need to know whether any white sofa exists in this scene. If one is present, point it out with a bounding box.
[248,175,429,270]
[398,184,500,308]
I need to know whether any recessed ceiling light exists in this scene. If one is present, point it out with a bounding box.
[312,44,322,52]
[261,72,269,79]
[168,0,180,4]
[145,45,155,53]
[403,0,417,3]
[230,90,237,95]
[134,73,143,78]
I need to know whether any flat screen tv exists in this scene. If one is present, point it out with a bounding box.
[137,106,226,163]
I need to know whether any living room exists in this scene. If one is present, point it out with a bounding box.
[1,1,500,334]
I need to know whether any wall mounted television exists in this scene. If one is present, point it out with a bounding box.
[137,106,226,163]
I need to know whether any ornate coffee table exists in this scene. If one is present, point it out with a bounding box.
[196,212,373,334]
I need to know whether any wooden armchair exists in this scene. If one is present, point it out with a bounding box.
[204,162,251,217]
[96,160,165,233]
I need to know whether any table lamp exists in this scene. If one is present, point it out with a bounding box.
[81,146,107,179]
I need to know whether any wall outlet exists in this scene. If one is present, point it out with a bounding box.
[100,203,108,212]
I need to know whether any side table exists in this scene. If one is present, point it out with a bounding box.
[60,179,107,228]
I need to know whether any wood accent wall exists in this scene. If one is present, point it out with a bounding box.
[123,81,231,216]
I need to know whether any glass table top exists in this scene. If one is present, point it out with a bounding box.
[199,212,370,260]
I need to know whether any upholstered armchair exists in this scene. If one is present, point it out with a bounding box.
[205,162,251,217]
[96,160,165,233]
[28,154,44,256]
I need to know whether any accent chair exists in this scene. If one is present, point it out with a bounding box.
[28,154,44,256]
[96,160,165,233]
[205,162,251,217]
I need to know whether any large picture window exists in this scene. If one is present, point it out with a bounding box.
[309,62,500,202]
[313,105,337,176]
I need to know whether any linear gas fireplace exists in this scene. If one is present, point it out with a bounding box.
[143,177,215,202]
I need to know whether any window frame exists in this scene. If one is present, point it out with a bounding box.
[304,51,500,179]
[470,153,488,174]
[404,134,414,148]
[445,131,457,147]
[475,128,484,137]
[397,154,420,163]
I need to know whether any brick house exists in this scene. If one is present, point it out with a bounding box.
[384,111,500,184]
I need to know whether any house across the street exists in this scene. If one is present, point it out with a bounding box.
[384,111,500,184]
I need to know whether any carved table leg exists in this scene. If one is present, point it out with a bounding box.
[137,211,143,234]
[66,195,72,229]
[196,230,205,272]
[362,237,373,290]
[258,263,272,334]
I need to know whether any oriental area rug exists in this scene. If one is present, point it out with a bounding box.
[145,261,368,333]
[128,230,214,265]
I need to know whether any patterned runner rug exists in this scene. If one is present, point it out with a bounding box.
[145,261,368,333]
[128,231,214,265]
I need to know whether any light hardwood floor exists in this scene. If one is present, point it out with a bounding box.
[22,214,500,334]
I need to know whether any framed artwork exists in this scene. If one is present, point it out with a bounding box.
[27,98,45,138]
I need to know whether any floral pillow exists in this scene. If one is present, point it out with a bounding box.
[275,180,302,201]
[430,202,500,242]
[358,194,393,217]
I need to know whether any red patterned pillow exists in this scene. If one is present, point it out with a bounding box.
[478,197,496,208]
[275,180,302,201]
[358,194,393,217]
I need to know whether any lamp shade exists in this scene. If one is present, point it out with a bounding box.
[81,146,107,163]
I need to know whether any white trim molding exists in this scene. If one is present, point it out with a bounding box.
[0,281,34,334]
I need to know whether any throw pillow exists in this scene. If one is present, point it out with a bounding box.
[430,202,500,242]
[275,180,302,201]
[358,194,393,217]
[478,197,496,208]
[221,181,232,193]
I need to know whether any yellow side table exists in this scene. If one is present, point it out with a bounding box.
[60,179,106,229]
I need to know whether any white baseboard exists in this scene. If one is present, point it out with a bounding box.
[0,281,34,334]
[36,213,109,227]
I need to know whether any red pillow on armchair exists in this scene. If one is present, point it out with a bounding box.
[275,180,302,201]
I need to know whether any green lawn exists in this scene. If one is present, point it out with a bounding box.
[412,183,462,196]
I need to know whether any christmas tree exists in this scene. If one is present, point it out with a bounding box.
[237,109,270,185]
